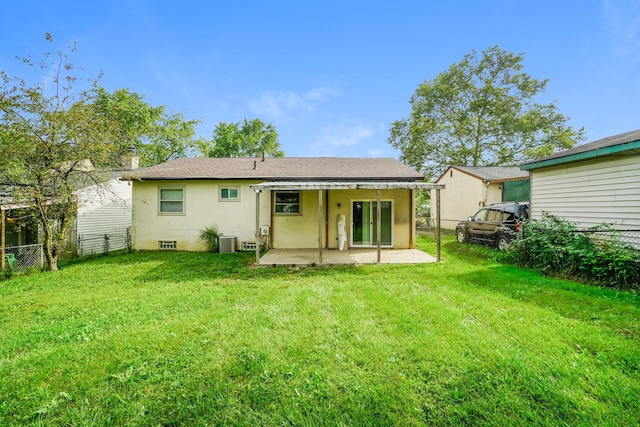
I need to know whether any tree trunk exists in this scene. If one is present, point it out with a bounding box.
[42,225,59,271]
[37,196,76,272]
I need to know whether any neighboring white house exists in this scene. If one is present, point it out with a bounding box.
[520,129,640,230]
[66,174,133,257]
[431,166,529,229]
[125,157,442,253]
[1,155,136,263]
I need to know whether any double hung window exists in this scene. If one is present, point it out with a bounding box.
[159,188,184,214]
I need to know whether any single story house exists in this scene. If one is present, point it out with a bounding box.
[431,166,529,229]
[125,157,444,262]
[520,129,640,230]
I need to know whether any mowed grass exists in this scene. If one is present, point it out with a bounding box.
[1,236,639,426]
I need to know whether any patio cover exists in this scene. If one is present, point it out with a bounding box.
[250,181,445,265]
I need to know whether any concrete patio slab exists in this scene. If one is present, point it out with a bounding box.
[256,248,437,266]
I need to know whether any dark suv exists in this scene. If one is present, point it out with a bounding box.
[455,202,529,250]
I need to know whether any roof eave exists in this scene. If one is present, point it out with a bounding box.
[437,166,528,183]
[521,139,640,170]
[126,176,425,181]
[250,181,444,191]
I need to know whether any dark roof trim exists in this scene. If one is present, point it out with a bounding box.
[520,138,640,170]
[125,176,422,182]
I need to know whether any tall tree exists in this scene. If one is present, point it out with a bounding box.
[0,35,125,270]
[388,45,585,180]
[198,118,284,158]
[93,88,200,166]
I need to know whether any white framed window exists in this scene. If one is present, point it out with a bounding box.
[159,187,184,214]
[274,190,301,215]
[219,186,240,201]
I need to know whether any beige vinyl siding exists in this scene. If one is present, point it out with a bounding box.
[432,170,482,229]
[485,183,503,205]
[530,155,640,229]
[431,168,504,230]
[75,178,133,254]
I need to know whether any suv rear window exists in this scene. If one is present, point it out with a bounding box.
[502,206,516,222]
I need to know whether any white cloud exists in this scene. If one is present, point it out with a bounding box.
[248,85,342,120]
[304,86,343,102]
[318,124,375,147]
[248,92,310,119]
[309,122,377,156]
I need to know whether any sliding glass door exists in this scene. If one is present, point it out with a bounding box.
[351,201,392,247]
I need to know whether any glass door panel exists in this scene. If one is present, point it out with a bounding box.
[372,201,392,246]
[352,201,392,247]
[352,201,368,246]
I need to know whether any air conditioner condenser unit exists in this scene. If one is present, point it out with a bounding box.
[219,235,237,253]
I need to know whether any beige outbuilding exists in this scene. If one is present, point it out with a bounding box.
[431,166,529,229]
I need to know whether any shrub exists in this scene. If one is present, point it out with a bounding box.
[199,225,220,252]
[502,213,640,289]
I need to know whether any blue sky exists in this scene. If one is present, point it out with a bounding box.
[2,1,639,159]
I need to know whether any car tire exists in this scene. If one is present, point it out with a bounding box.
[456,228,468,243]
[496,235,511,251]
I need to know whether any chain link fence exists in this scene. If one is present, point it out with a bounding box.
[2,244,44,273]
[67,227,132,258]
[572,229,640,253]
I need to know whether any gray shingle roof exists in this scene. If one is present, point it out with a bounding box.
[125,157,424,181]
[522,128,640,167]
[446,166,529,182]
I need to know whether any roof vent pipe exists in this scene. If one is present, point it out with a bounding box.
[253,160,256,170]
[262,151,265,161]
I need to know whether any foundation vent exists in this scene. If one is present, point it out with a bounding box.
[159,240,177,250]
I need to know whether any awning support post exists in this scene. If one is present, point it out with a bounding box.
[255,190,261,265]
[376,189,381,264]
[318,190,323,264]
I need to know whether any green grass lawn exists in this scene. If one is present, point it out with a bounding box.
[1,236,639,426]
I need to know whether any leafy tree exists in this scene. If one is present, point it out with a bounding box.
[0,35,125,270]
[388,45,585,180]
[198,118,284,158]
[93,88,200,166]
